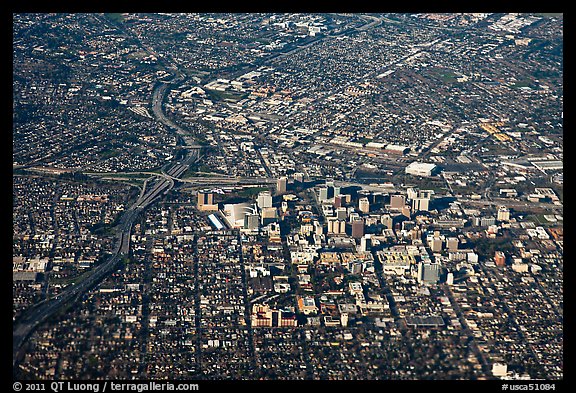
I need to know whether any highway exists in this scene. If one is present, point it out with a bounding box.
[14,16,206,368]
[12,221,133,367]
[15,31,203,367]
[13,13,438,367]
[12,159,190,367]
[151,82,202,151]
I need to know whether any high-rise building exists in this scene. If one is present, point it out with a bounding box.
[340,312,348,327]
[495,251,506,267]
[358,197,370,214]
[267,222,282,242]
[402,221,415,231]
[412,197,430,212]
[351,219,364,239]
[336,207,347,221]
[447,271,454,285]
[418,190,434,200]
[327,217,346,234]
[245,214,260,231]
[318,181,339,202]
[402,205,412,219]
[277,176,287,194]
[333,185,341,198]
[381,214,393,229]
[418,262,440,284]
[411,189,433,212]
[446,237,459,252]
[197,191,218,211]
[477,216,496,227]
[497,206,510,222]
[349,212,360,222]
[318,187,329,202]
[337,220,346,234]
[327,217,337,234]
[467,252,479,263]
[359,235,371,252]
[261,207,278,225]
[314,220,323,235]
[199,191,213,205]
[431,236,443,253]
[257,191,272,210]
[390,194,406,209]
[334,195,343,208]
[410,227,422,241]
[372,192,383,204]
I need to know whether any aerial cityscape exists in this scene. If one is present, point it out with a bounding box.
[13,13,562,381]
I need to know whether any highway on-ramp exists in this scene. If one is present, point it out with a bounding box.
[12,161,184,368]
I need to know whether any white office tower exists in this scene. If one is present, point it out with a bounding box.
[412,197,430,212]
[492,363,508,378]
[340,312,349,327]
[349,212,360,222]
[497,206,510,222]
[333,185,341,197]
[257,191,272,210]
[277,176,287,194]
[359,197,370,213]
[318,187,329,202]
[412,189,433,212]
[358,235,371,252]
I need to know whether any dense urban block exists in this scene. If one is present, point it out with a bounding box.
[13,13,562,381]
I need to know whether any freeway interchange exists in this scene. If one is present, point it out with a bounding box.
[13,65,205,366]
[15,60,239,367]
[12,12,468,368]
[12,158,188,367]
